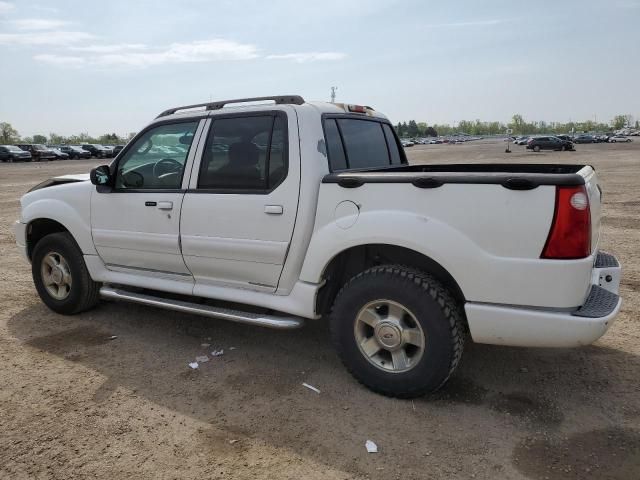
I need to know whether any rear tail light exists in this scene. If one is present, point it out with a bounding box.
[541,185,591,259]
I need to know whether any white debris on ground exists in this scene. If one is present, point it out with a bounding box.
[201,343,211,348]
[108,335,117,340]
[302,383,320,394]
[195,355,209,363]
[211,349,224,357]
[365,440,378,453]
[229,346,236,350]
[188,362,199,369]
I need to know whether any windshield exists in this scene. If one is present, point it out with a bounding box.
[6,145,24,152]
[33,144,47,151]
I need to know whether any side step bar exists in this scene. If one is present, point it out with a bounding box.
[99,286,304,330]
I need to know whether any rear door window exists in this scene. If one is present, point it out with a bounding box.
[197,113,288,192]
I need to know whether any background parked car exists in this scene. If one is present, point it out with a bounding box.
[101,145,115,157]
[81,144,111,158]
[46,146,70,160]
[526,136,574,152]
[609,135,632,143]
[112,145,125,156]
[554,134,572,142]
[0,145,32,162]
[16,144,56,161]
[574,134,595,144]
[59,145,91,159]
[514,136,530,145]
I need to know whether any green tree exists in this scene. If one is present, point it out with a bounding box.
[33,134,47,144]
[0,122,20,143]
[612,115,627,130]
[509,114,525,134]
[407,120,419,137]
[49,133,67,145]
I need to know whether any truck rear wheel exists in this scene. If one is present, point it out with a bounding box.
[330,265,465,398]
[32,232,101,315]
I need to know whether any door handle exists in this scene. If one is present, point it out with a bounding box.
[264,205,283,215]
[157,201,173,210]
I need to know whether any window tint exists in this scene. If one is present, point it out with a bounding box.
[324,119,347,170]
[337,119,389,169]
[382,124,402,165]
[198,114,287,191]
[115,121,198,190]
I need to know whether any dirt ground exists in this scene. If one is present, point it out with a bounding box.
[1,140,638,480]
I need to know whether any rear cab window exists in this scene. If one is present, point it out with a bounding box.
[323,116,407,171]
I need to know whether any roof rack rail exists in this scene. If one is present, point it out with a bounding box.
[156,95,305,118]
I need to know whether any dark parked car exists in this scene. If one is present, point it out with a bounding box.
[16,144,56,161]
[81,144,111,158]
[47,146,70,160]
[59,145,91,159]
[554,134,572,142]
[526,136,573,152]
[113,145,125,156]
[573,134,595,144]
[0,145,32,162]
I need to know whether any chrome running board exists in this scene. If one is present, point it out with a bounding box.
[99,286,304,330]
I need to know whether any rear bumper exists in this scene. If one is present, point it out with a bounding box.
[465,251,622,347]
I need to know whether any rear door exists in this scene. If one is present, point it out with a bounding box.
[180,108,300,292]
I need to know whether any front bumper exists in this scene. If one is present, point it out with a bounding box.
[14,221,28,261]
[465,251,622,347]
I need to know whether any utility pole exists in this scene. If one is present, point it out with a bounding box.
[330,86,337,103]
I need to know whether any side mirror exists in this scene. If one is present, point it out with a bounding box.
[90,165,112,186]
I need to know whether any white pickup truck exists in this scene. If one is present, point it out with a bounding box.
[15,95,622,397]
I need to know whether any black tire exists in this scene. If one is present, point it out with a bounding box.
[330,265,465,398]
[533,145,541,152]
[32,232,100,315]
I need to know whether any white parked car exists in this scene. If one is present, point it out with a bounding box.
[15,95,622,397]
[609,135,632,143]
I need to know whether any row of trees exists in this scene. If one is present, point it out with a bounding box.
[394,114,638,138]
[0,122,135,146]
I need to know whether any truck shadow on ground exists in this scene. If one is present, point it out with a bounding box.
[8,302,640,479]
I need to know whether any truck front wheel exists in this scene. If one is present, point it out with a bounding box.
[330,265,465,398]
[32,232,101,315]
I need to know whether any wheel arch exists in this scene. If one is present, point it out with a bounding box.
[25,218,71,260]
[314,243,466,318]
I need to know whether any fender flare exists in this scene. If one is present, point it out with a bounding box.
[21,198,96,255]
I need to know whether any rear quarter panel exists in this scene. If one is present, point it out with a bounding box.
[300,182,594,309]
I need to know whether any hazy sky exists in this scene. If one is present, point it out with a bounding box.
[1,0,639,136]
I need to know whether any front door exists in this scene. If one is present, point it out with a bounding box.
[91,119,204,276]
[180,110,300,292]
